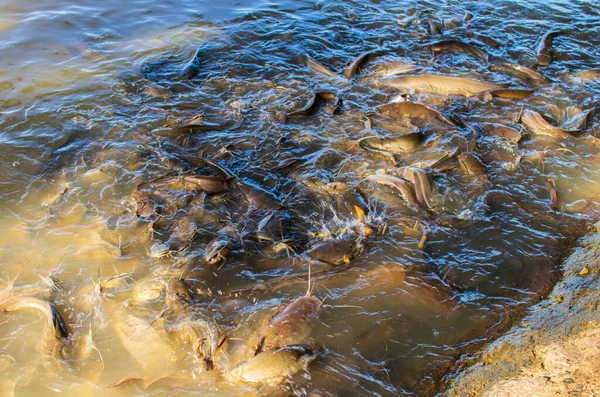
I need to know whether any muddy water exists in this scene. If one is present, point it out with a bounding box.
[1,0,599,396]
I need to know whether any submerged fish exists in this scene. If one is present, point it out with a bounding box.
[305,55,341,78]
[0,296,68,353]
[179,49,202,80]
[431,40,489,62]
[229,344,317,384]
[165,279,221,371]
[253,294,322,355]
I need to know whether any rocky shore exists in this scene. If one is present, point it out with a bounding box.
[445,222,600,396]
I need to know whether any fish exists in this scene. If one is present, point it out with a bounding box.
[306,236,365,266]
[236,180,283,211]
[358,133,423,154]
[430,40,489,62]
[490,62,551,86]
[368,61,417,77]
[137,174,230,195]
[204,236,233,267]
[545,180,559,210]
[536,31,565,66]
[365,174,419,206]
[519,109,572,139]
[485,88,534,100]
[104,300,178,380]
[377,101,456,126]
[286,92,341,117]
[179,48,202,80]
[411,168,435,211]
[0,297,69,350]
[305,55,341,78]
[165,279,221,371]
[377,74,508,97]
[481,123,523,144]
[229,344,317,384]
[342,52,374,79]
[458,153,486,176]
[253,294,322,355]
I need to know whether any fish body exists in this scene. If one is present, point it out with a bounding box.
[366,174,419,205]
[536,31,564,66]
[378,74,507,97]
[230,345,316,384]
[254,295,321,354]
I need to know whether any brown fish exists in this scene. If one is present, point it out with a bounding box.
[458,153,486,176]
[253,295,322,355]
[411,168,435,211]
[377,101,455,126]
[138,174,229,195]
[342,52,374,79]
[165,279,221,371]
[229,344,316,384]
[519,109,573,139]
[491,62,551,86]
[431,40,488,62]
[481,123,523,144]
[365,174,419,205]
[486,88,534,100]
[378,74,508,97]
[536,31,565,66]
[286,92,341,117]
[358,133,423,154]
[368,61,417,77]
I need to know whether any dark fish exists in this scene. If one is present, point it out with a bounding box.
[179,49,202,80]
[431,40,489,62]
[137,174,229,195]
[236,181,282,210]
[536,31,565,66]
[204,236,233,267]
[425,20,443,35]
[306,236,364,266]
[342,52,374,79]
[286,92,341,117]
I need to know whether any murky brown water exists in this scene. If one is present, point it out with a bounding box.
[1,0,600,396]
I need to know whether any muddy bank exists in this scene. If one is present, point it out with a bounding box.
[444,222,600,396]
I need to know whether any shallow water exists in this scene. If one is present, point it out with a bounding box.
[1,0,600,395]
